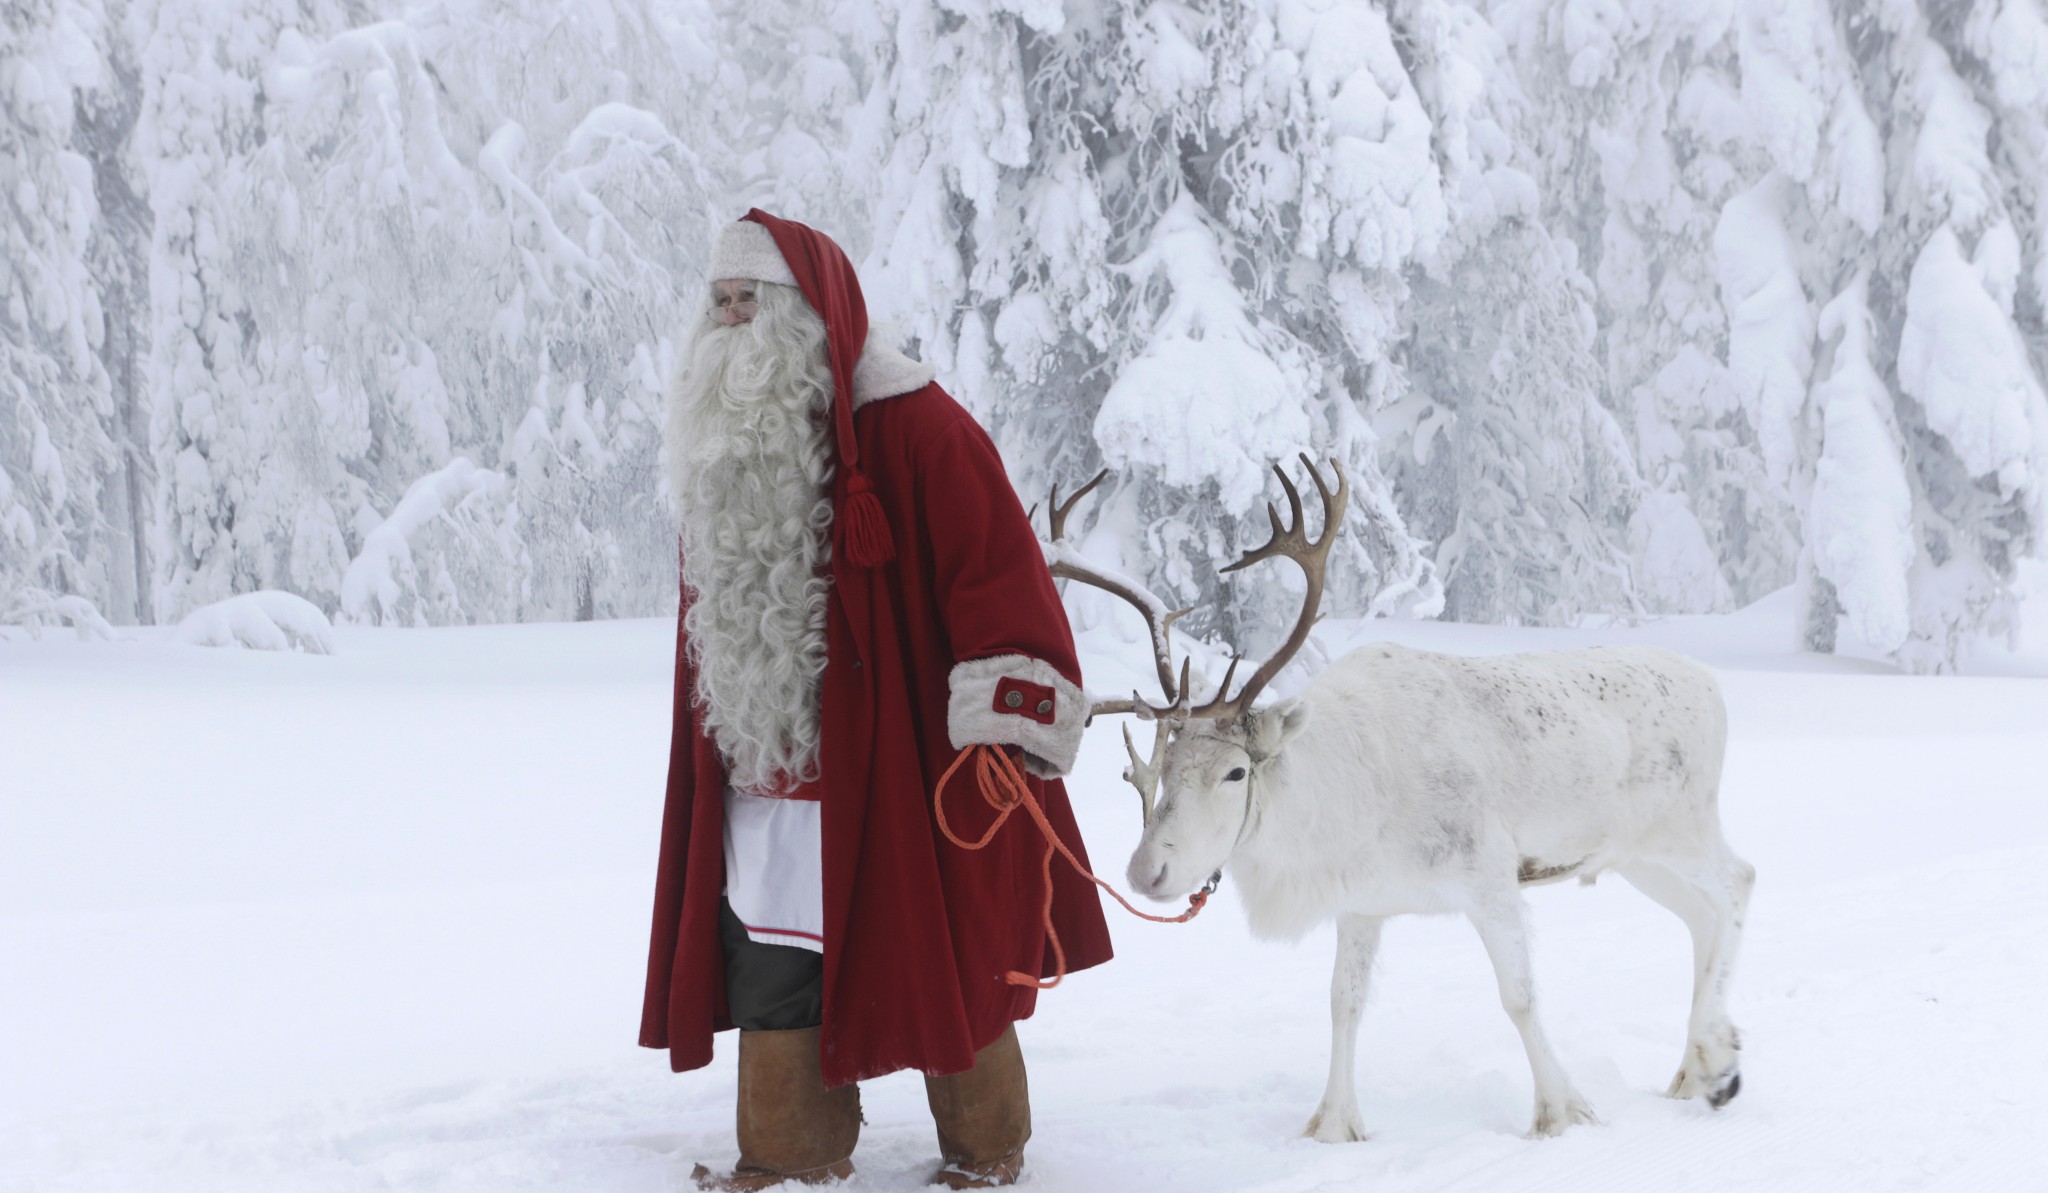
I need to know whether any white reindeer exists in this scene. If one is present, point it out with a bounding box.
[1046,460,1755,1142]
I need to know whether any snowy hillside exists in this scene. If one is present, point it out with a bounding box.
[6,0,2048,670]
[4,605,2045,1191]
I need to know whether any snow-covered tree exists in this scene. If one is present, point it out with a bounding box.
[731,0,1688,644]
[1844,2,2048,670]
[1492,0,1802,616]
[1495,0,2048,669]
[0,0,141,630]
[1382,0,1643,623]
[133,0,347,621]
[733,0,1464,648]
[130,0,725,625]
[5,0,2046,670]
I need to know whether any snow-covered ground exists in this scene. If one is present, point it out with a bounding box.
[5,597,2047,1192]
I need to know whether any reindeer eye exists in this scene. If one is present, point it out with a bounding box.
[1224,767,1247,782]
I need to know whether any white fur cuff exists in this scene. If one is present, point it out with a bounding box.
[947,655,1088,778]
[710,221,798,286]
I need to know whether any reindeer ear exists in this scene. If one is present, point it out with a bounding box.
[1251,698,1310,757]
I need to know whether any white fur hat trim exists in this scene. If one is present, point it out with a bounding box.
[710,221,798,286]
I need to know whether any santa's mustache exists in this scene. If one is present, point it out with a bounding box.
[682,313,829,416]
[684,321,768,393]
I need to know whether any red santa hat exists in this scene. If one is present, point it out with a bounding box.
[716,210,893,568]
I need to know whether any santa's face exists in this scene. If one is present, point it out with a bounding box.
[709,278,759,326]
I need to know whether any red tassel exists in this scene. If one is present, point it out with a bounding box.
[840,469,895,567]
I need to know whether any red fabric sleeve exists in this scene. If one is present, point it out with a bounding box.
[918,416,1089,774]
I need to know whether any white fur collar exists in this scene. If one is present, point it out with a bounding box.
[852,332,935,408]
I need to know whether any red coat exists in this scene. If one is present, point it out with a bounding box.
[639,212,1113,1087]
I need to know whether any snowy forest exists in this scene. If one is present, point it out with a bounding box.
[4,0,2047,672]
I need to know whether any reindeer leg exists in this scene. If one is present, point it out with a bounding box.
[1467,894,1596,1138]
[1621,846,1753,1107]
[1305,914,1382,1143]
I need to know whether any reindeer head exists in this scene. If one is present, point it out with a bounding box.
[1125,697,1315,899]
[1044,456,1346,901]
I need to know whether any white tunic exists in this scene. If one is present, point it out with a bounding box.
[721,788,825,953]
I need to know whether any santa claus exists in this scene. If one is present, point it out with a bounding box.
[641,210,1114,1189]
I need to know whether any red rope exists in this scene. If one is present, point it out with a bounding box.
[934,743,1210,989]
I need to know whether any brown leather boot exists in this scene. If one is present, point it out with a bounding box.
[691,1028,860,1190]
[923,1024,1031,1189]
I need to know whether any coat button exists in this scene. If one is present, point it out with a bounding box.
[1004,690,1023,709]
[1036,699,1053,715]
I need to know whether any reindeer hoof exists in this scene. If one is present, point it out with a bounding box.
[1668,1030,1742,1105]
[1304,1108,1369,1144]
[1528,1094,1597,1138]
[1707,1071,1742,1109]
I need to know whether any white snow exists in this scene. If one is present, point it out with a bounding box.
[1808,275,1914,655]
[173,590,338,654]
[338,457,519,628]
[1713,173,1812,489]
[1896,225,2046,498]
[1628,490,1734,613]
[1908,39,1998,234]
[0,589,115,641]
[5,606,2046,1190]
[1093,196,1315,511]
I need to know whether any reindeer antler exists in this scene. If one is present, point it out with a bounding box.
[1047,470,1104,543]
[1041,470,1193,718]
[1188,454,1348,723]
[1041,470,1192,827]
[1121,721,1166,825]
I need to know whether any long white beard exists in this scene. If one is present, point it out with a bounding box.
[667,284,836,793]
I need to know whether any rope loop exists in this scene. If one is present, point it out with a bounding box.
[934,743,1211,990]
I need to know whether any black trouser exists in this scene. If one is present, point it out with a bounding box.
[719,898,825,1031]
